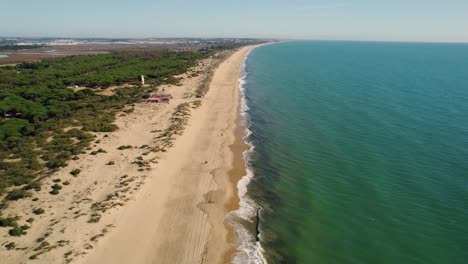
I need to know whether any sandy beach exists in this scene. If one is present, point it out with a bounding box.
[0,45,259,263]
[82,44,257,264]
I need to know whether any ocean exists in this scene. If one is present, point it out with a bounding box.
[232,41,468,264]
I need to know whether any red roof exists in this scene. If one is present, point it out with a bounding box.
[150,94,172,99]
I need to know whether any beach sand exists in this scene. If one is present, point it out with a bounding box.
[81,45,258,264]
[0,45,258,263]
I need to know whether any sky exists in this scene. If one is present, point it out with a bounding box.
[1,0,468,42]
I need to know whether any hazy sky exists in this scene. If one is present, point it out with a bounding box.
[1,0,468,42]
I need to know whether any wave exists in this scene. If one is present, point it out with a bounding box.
[226,50,268,264]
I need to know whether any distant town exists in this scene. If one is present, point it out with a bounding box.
[0,37,270,64]
[0,37,267,48]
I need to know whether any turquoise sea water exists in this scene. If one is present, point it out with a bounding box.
[238,41,468,264]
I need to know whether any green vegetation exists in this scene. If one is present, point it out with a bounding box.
[0,216,19,227]
[24,181,41,191]
[0,216,29,237]
[33,208,45,215]
[0,45,44,50]
[6,188,30,200]
[34,240,50,251]
[51,184,62,190]
[8,226,26,236]
[70,169,81,176]
[49,183,62,195]
[90,148,107,155]
[117,145,132,150]
[0,50,210,197]
[5,241,15,250]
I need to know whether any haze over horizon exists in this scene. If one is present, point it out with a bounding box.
[1,0,468,43]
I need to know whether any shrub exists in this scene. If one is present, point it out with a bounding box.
[117,145,132,150]
[52,179,61,183]
[24,181,41,192]
[63,181,70,186]
[106,161,115,165]
[0,217,19,227]
[32,197,39,201]
[9,226,27,236]
[33,208,45,215]
[20,224,30,230]
[5,242,15,250]
[70,169,81,176]
[90,148,107,155]
[46,158,68,169]
[51,184,62,191]
[6,188,30,201]
[34,241,50,251]
[26,217,34,223]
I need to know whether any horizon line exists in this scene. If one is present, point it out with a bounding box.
[1,36,467,45]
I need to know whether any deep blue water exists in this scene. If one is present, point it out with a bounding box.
[241,41,468,264]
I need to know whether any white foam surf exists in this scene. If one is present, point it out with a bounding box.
[226,50,268,264]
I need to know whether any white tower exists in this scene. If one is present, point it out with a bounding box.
[141,75,145,86]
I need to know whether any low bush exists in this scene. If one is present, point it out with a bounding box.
[6,189,30,201]
[90,148,107,155]
[23,181,41,192]
[51,184,62,191]
[117,145,132,150]
[5,242,15,250]
[33,208,45,215]
[0,217,19,227]
[9,226,27,236]
[70,169,81,176]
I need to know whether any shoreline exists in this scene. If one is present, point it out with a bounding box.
[224,96,250,263]
[226,43,273,264]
